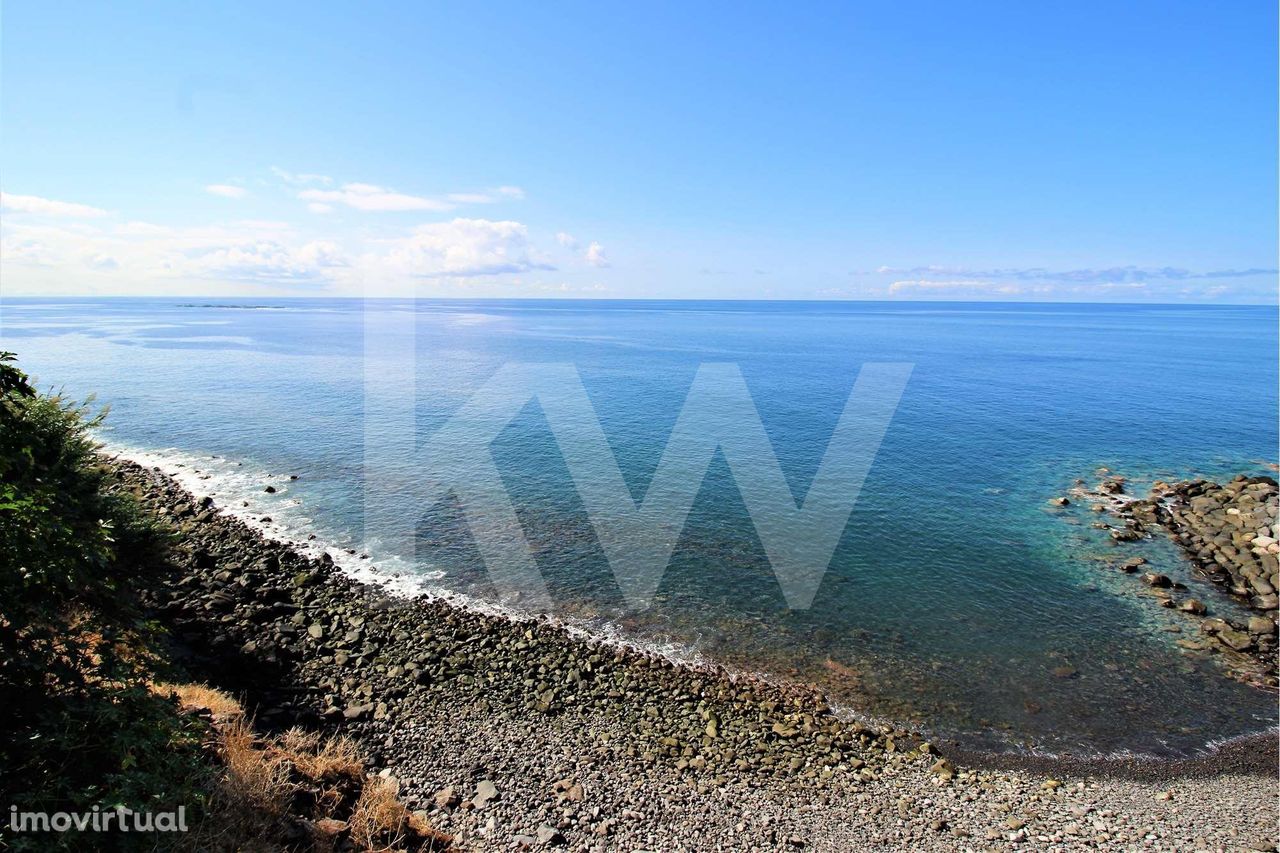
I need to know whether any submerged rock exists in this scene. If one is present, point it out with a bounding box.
[1217,630,1254,652]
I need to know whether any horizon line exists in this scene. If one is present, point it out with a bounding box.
[1,294,1277,309]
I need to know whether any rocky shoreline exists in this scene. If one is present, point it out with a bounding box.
[113,455,1278,851]
[1067,472,1278,689]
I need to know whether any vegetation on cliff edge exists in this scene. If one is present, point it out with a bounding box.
[0,351,209,848]
[0,353,448,851]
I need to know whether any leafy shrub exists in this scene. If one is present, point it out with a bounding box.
[0,353,210,850]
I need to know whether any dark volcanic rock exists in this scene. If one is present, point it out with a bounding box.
[1070,472,1278,689]
[106,454,911,814]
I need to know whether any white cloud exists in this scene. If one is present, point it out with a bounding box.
[299,183,453,212]
[447,193,494,204]
[116,221,172,236]
[874,264,1278,301]
[270,166,333,186]
[527,281,609,294]
[888,279,990,294]
[2,177,579,296]
[205,184,247,199]
[447,186,527,204]
[584,241,609,268]
[1,191,107,218]
[555,231,578,248]
[284,168,526,213]
[888,279,1051,296]
[886,278,1167,298]
[1,218,352,289]
[232,219,292,231]
[875,264,1277,284]
[296,240,347,268]
[184,239,346,282]
[372,218,554,278]
[2,201,567,295]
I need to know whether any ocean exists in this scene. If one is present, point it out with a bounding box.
[2,297,1276,757]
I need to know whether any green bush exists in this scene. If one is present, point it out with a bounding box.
[0,353,211,850]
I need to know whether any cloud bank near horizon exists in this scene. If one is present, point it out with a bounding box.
[867,265,1278,302]
[1,176,1275,303]
[874,264,1278,284]
[0,171,611,297]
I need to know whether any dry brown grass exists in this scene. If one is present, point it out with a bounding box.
[220,718,294,816]
[151,683,293,843]
[278,726,365,781]
[347,775,447,852]
[154,681,246,720]
[151,681,450,851]
[349,776,409,851]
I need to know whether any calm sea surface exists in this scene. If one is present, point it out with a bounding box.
[2,297,1276,756]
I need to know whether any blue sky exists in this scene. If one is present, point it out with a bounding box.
[2,1,1276,302]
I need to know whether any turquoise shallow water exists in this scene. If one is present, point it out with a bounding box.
[2,297,1276,756]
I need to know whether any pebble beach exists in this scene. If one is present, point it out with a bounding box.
[105,455,1279,851]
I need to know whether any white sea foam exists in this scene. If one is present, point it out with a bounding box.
[98,438,733,675]
[101,439,442,600]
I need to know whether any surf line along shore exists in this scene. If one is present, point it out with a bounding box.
[109,454,1279,850]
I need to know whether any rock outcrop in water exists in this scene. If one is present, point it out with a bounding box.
[1074,472,1279,689]
[1155,476,1280,609]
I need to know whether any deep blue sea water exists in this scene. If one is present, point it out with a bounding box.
[2,297,1276,757]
